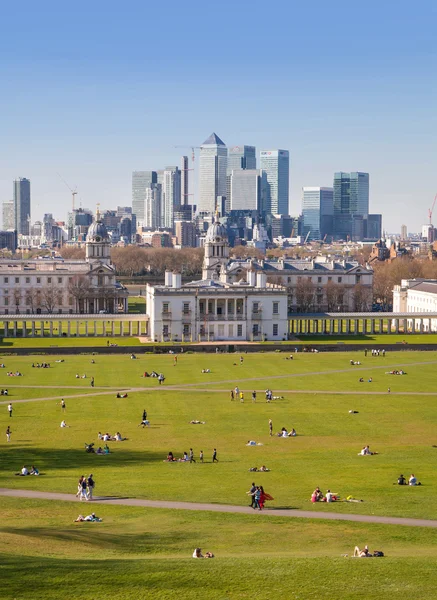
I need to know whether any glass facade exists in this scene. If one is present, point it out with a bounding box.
[333,172,369,239]
[13,178,31,235]
[132,171,157,222]
[259,150,289,216]
[302,187,333,241]
[198,133,227,214]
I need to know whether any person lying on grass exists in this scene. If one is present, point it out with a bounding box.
[358,445,378,455]
[192,548,214,558]
[189,420,206,424]
[75,513,102,522]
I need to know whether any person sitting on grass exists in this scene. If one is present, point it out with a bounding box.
[409,474,421,486]
[288,428,297,437]
[397,474,407,485]
[189,420,206,424]
[311,487,324,502]
[114,432,125,441]
[30,465,39,475]
[201,369,211,373]
[165,452,176,462]
[359,445,377,455]
[259,465,270,472]
[60,420,70,428]
[96,447,104,455]
[104,444,110,454]
[138,418,150,427]
[16,466,29,476]
[324,489,339,502]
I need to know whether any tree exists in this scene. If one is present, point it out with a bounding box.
[295,278,315,312]
[352,283,372,312]
[325,280,345,311]
[68,276,90,313]
[41,284,58,313]
[13,289,21,313]
[59,246,86,260]
[25,287,38,313]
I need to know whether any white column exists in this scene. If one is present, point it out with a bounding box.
[68,321,71,337]
[395,319,399,334]
[137,321,141,335]
[31,322,35,337]
[40,321,45,337]
[111,321,115,336]
[22,321,26,337]
[13,321,17,337]
[4,322,9,337]
[129,321,133,335]
[94,321,98,336]
[49,322,53,337]
[85,321,89,336]
[58,321,62,337]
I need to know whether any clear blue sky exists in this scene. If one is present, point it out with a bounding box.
[0,0,436,231]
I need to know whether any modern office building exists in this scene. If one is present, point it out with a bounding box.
[400,224,408,240]
[229,170,261,211]
[132,171,157,222]
[2,200,14,230]
[13,178,31,235]
[175,220,197,247]
[198,133,227,214]
[259,150,289,216]
[227,145,256,172]
[162,166,181,229]
[143,184,162,230]
[365,214,382,240]
[333,172,369,240]
[302,187,334,241]
[180,156,189,205]
[0,230,17,252]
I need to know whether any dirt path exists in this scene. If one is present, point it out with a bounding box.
[0,487,436,528]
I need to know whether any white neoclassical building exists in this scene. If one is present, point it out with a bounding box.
[146,220,289,342]
[0,210,128,315]
[393,279,437,331]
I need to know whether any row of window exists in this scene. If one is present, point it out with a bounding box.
[294,276,343,283]
[163,323,280,337]
[3,276,66,284]
[163,301,280,315]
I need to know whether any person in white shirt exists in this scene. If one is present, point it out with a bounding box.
[21,466,29,476]
[60,420,70,428]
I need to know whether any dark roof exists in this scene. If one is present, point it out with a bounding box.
[202,132,226,146]
[409,282,437,294]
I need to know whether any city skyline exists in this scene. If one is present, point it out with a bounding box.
[0,2,436,231]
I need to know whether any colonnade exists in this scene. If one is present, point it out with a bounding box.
[289,313,437,335]
[0,316,149,338]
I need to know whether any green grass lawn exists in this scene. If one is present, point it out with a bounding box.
[294,333,437,344]
[2,351,437,597]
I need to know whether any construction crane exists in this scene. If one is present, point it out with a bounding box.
[428,193,437,225]
[174,145,201,163]
[57,173,78,211]
[323,233,328,243]
[304,231,311,244]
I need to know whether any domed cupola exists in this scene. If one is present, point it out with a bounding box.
[86,206,111,265]
[202,213,229,280]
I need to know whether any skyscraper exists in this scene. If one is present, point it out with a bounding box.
[13,177,31,235]
[198,133,227,214]
[162,166,181,229]
[333,172,369,239]
[227,145,256,172]
[180,156,189,206]
[229,170,261,211]
[302,187,334,241]
[132,171,157,222]
[259,150,289,216]
[144,183,162,229]
[2,200,14,230]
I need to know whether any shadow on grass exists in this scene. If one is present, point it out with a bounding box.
[0,445,167,473]
[0,527,189,552]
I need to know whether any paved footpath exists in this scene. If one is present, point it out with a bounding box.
[1,488,436,528]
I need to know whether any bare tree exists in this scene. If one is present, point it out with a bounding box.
[68,276,90,313]
[58,247,86,260]
[295,278,315,313]
[325,281,346,311]
[352,283,372,312]
[41,284,58,313]
[13,288,21,313]
[25,287,38,313]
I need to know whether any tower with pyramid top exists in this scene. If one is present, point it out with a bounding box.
[198,132,227,214]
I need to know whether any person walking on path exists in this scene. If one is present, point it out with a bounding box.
[6,425,11,442]
[8,403,12,417]
[269,419,273,436]
[87,474,95,500]
[90,377,95,388]
[252,391,256,403]
[199,450,204,463]
[240,392,244,403]
[388,387,391,393]
[247,482,257,508]
[230,390,234,401]
[189,448,196,463]
[80,476,88,501]
[212,448,218,463]
[142,409,147,421]
[76,476,84,498]
[60,399,66,412]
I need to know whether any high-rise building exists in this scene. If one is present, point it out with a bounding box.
[144,183,162,229]
[0,230,17,251]
[226,145,256,212]
[229,170,261,211]
[162,166,181,230]
[2,200,14,230]
[333,172,369,239]
[400,224,407,240]
[132,171,157,222]
[227,145,256,172]
[175,220,196,247]
[365,214,382,240]
[302,187,334,241]
[180,156,189,206]
[259,150,289,216]
[13,177,31,235]
[198,133,227,214]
